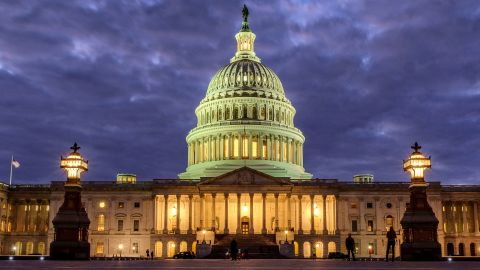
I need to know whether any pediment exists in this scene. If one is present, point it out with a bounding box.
[199,167,292,186]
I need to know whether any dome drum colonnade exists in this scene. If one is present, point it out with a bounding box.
[179,9,311,180]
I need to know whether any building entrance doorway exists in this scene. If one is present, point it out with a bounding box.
[241,216,249,234]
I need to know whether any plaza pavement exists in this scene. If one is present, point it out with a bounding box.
[1,259,480,270]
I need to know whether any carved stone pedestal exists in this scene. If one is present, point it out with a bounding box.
[49,185,90,259]
[400,185,441,261]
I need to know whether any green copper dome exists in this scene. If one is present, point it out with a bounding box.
[179,6,312,180]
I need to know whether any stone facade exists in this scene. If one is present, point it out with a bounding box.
[0,169,478,258]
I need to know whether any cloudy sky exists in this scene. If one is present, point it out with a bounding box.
[0,0,479,184]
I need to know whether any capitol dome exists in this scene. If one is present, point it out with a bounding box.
[178,7,312,180]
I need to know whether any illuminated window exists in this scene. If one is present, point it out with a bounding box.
[46,205,49,211]
[99,202,105,208]
[262,139,267,159]
[385,215,394,230]
[233,137,239,158]
[242,136,248,158]
[132,242,139,254]
[96,242,104,254]
[223,136,229,158]
[26,242,33,255]
[252,137,258,158]
[367,220,374,232]
[2,203,5,209]
[37,242,45,255]
[97,214,105,231]
[0,220,4,232]
[118,202,124,209]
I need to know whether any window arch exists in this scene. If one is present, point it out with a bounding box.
[252,106,257,119]
[38,242,45,255]
[470,243,476,256]
[180,241,188,252]
[26,242,34,255]
[303,242,311,258]
[459,243,465,256]
[155,241,163,258]
[315,242,323,258]
[167,241,176,257]
[328,242,336,253]
[226,107,231,120]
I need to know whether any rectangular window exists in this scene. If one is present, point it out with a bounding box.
[233,137,239,158]
[252,138,258,158]
[351,220,358,232]
[223,137,229,158]
[117,220,124,231]
[242,136,248,158]
[134,202,140,208]
[96,242,104,254]
[262,140,267,159]
[133,220,140,232]
[132,242,139,254]
[366,202,373,209]
[97,214,105,231]
[351,203,357,209]
[367,220,374,232]
[118,202,125,209]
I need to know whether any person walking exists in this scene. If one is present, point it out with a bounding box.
[146,249,150,259]
[345,233,355,261]
[386,227,397,262]
[151,250,154,260]
[230,239,238,261]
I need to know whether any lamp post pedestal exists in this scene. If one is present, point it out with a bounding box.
[400,185,441,260]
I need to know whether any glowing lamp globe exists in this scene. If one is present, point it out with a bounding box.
[403,142,431,185]
[60,143,88,185]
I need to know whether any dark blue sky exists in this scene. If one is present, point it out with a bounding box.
[1,0,479,184]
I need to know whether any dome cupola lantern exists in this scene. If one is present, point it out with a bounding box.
[231,4,260,63]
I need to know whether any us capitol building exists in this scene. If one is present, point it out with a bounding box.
[0,7,479,259]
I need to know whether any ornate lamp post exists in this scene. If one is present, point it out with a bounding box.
[400,142,441,260]
[50,143,91,259]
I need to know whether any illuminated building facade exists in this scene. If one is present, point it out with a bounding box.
[0,6,479,259]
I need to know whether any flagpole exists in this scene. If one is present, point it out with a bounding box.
[9,155,13,186]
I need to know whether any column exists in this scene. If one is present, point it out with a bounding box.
[474,201,479,234]
[176,195,181,234]
[462,202,468,233]
[224,193,229,234]
[238,133,242,159]
[228,134,232,159]
[211,193,216,231]
[298,195,303,234]
[287,194,292,228]
[188,195,193,234]
[200,193,205,229]
[267,135,271,160]
[249,193,254,234]
[322,194,327,234]
[262,193,267,234]
[236,193,241,234]
[274,193,279,231]
[259,135,264,160]
[335,195,340,234]
[287,139,291,163]
[219,135,224,160]
[292,141,297,164]
[375,197,381,234]
[310,194,315,234]
[207,136,211,161]
[279,137,284,162]
[153,196,158,232]
[163,195,168,234]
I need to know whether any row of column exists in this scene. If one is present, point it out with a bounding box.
[443,200,479,234]
[187,134,303,166]
[157,193,336,235]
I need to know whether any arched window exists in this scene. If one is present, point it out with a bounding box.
[233,106,238,119]
[180,241,188,252]
[470,243,476,256]
[447,243,454,256]
[14,242,22,255]
[294,241,299,257]
[155,241,163,258]
[206,112,210,124]
[226,107,231,120]
[37,242,45,255]
[218,109,223,121]
[243,105,248,118]
[459,243,465,256]
[167,241,176,258]
[328,242,336,253]
[268,107,273,121]
[315,242,323,258]
[252,106,257,119]
[98,214,105,231]
[26,242,34,255]
[303,242,311,258]
[260,106,265,120]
